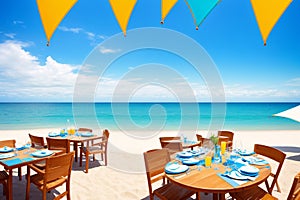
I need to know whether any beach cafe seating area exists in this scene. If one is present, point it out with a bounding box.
[145,131,300,200]
[0,128,110,200]
[1,129,300,200]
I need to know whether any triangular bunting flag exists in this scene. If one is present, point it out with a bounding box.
[161,0,178,24]
[37,0,78,46]
[109,0,137,36]
[251,0,292,45]
[185,0,220,30]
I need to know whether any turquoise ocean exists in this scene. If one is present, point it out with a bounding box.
[0,102,300,131]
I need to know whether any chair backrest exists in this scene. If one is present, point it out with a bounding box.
[218,131,234,142]
[46,138,70,154]
[78,128,92,133]
[159,136,181,144]
[218,136,229,146]
[196,134,203,143]
[0,139,16,148]
[254,144,286,194]
[44,151,74,183]
[160,141,183,155]
[29,134,45,148]
[287,172,300,200]
[143,149,171,198]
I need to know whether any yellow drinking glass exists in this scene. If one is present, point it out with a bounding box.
[205,155,212,168]
[221,141,227,155]
[71,128,75,135]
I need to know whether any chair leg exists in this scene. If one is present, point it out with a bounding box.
[275,180,281,193]
[104,153,107,166]
[196,192,201,200]
[79,148,82,167]
[18,167,22,180]
[85,152,89,173]
[26,167,30,200]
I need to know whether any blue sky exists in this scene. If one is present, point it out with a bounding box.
[0,0,299,102]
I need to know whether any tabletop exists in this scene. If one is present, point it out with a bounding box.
[165,153,271,199]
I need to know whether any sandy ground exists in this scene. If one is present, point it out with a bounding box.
[0,129,299,200]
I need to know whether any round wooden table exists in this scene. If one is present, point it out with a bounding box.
[165,160,271,200]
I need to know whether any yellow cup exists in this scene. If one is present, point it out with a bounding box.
[205,155,212,168]
[221,141,227,155]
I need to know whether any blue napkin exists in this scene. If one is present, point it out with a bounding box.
[16,146,26,151]
[218,173,241,187]
[2,158,23,166]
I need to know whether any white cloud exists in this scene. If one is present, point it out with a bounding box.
[4,33,16,39]
[285,78,300,87]
[0,40,79,101]
[58,26,82,34]
[58,26,106,44]
[99,46,121,54]
[13,21,24,25]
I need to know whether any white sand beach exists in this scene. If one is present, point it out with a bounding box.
[0,129,300,200]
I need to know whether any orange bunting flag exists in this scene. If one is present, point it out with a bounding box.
[250,0,292,45]
[109,0,137,36]
[37,0,78,46]
[161,0,178,24]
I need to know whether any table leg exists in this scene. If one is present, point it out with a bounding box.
[73,142,78,162]
[213,193,225,200]
[8,169,13,200]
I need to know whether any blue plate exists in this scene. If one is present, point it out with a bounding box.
[80,132,93,137]
[187,149,205,157]
[238,150,255,156]
[31,150,53,157]
[177,151,193,158]
[48,132,60,137]
[0,146,14,153]
[182,158,200,165]
[165,163,189,174]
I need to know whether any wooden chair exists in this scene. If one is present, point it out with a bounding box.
[0,140,22,181]
[230,144,286,199]
[218,130,234,147]
[26,151,74,200]
[143,148,197,200]
[287,171,300,200]
[0,171,8,200]
[230,171,300,200]
[160,140,183,156]
[29,134,46,148]
[79,129,109,173]
[46,138,70,155]
[75,128,93,159]
[159,136,181,144]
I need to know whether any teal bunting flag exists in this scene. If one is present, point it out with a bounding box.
[185,0,220,29]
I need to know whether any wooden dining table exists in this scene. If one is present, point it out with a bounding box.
[0,147,60,200]
[165,156,271,200]
[51,133,99,162]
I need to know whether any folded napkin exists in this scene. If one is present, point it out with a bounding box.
[242,156,268,165]
[16,146,26,151]
[218,170,255,187]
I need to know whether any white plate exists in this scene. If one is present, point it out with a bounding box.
[0,153,15,159]
[239,165,259,174]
